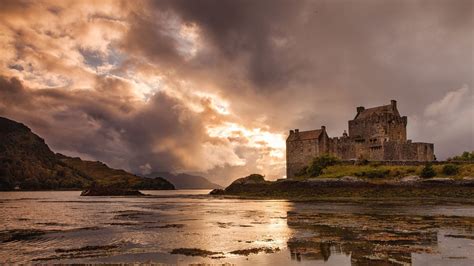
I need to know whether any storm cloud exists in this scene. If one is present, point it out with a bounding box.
[0,0,472,185]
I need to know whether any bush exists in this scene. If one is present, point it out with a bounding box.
[442,164,460,176]
[448,151,474,162]
[354,169,390,178]
[295,167,308,177]
[420,164,436,178]
[406,167,416,174]
[356,158,369,165]
[369,161,382,167]
[306,154,340,177]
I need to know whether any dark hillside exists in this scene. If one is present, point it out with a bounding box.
[0,117,174,191]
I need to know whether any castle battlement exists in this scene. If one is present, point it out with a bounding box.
[286,100,434,178]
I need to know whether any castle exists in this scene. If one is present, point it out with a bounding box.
[286,100,434,178]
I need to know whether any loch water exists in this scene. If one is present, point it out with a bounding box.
[1,190,474,265]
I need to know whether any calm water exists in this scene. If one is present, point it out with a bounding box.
[1,190,474,265]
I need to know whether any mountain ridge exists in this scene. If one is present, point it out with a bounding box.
[0,116,174,191]
[146,171,222,189]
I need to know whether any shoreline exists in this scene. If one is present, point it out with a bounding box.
[210,174,474,203]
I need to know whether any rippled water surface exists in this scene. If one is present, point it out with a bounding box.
[1,191,474,265]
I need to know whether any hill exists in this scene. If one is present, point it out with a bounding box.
[0,116,174,191]
[58,155,174,190]
[147,172,222,189]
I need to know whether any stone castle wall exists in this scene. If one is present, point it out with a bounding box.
[286,101,434,178]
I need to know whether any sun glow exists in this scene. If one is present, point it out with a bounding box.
[206,122,286,158]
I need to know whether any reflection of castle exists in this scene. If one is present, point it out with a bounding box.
[288,241,346,262]
[285,210,441,265]
[286,100,434,178]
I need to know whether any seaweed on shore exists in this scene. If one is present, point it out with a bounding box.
[230,247,280,255]
[0,229,50,243]
[170,248,223,257]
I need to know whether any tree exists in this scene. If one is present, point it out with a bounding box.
[420,164,436,178]
[448,151,474,162]
[306,154,340,177]
[442,164,460,176]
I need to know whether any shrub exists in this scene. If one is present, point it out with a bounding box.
[306,154,340,177]
[354,169,390,178]
[442,164,460,176]
[307,164,324,177]
[420,164,436,178]
[356,158,369,165]
[407,167,416,173]
[448,151,474,162]
[369,161,382,167]
[295,167,308,177]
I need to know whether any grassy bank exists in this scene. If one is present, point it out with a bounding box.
[300,163,474,180]
[292,154,474,180]
[212,170,474,202]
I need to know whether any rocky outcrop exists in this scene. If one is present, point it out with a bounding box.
[211,174,474,199]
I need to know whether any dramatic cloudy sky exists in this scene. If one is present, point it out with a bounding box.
[0,0,472,185]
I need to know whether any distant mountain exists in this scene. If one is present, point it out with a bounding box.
[0,116,174,191]
[147,172,222,189]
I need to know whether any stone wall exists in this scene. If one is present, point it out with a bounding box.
[286,132,331,178]
[286,101,435,178]
[348,113,407,143]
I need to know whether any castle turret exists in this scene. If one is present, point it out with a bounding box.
[391,99,397,110]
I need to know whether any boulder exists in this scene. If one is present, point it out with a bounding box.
[400,176,421,182]
[209,189,225,195]
[230,174,266,185]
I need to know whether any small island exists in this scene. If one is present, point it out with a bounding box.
[211,101,474,201]
[211,153,474,201]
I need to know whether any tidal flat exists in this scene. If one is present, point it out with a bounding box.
[1,190,474,265]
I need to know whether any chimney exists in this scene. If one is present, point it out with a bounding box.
[343,130,348,137]
[391,99,397,109]
[289,130,294,135]
[295,129,299,134]
[357,106,365,113]
[321,125,326,131]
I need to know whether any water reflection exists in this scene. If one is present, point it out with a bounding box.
[0,191,473,265]
[285,202,474,265]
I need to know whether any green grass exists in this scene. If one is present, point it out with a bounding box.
[297,163,474,180]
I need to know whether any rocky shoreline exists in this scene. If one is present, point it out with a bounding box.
[210,174,474,201]
[80,187,144,196]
